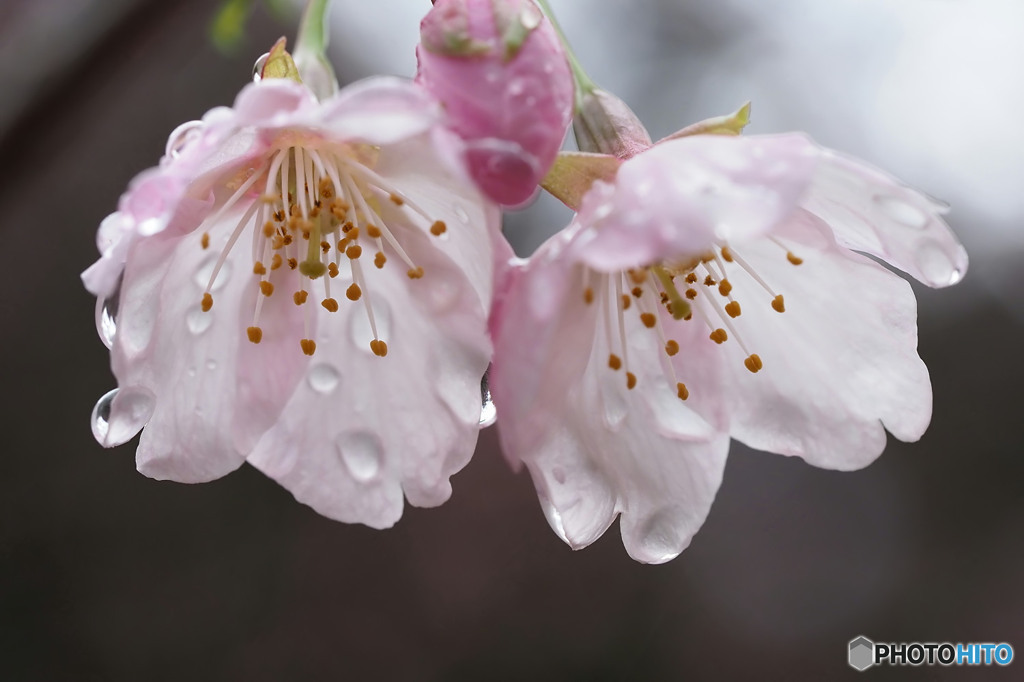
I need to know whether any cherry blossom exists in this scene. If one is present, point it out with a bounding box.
[490,131,967,563]
[84,62,502,528]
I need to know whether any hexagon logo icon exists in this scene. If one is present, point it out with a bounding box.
[849,636,875,671]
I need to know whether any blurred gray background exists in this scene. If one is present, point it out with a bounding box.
[1,0,1021,679]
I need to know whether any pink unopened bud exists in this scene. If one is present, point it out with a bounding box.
[416,0,574,206]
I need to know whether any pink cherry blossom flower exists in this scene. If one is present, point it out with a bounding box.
[83,73,502,529]
[416,0,574,206]
[490,132,967,563]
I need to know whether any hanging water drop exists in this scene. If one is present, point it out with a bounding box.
[90,388,118,444]
[335,431,383,482]
[165,120,203,159]
[479,366,497,427]
[95,291,119,350]
[252,52,269,82]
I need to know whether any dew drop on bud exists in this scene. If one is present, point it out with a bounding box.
[252,52,269,82]
[479,366,497,427]
[95,279,120,349]
[165,120,204,159]
[91,388,118,444]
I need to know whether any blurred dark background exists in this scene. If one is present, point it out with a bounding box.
[1,0,1021,679]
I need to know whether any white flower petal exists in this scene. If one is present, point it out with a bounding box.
[804,149,968,288]
[719,210,932,470]
[246,223,492,528]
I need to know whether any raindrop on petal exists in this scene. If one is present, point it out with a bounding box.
[95,289,119,350]
[874,194,928,229]
[308,364,340,394]
[336,431,383,482]
[165,120,204,159]
[186,305,213,335]
[479,367,497,427]
[252,52,269,82]
[92,387,155,448]
[193,256,233,292]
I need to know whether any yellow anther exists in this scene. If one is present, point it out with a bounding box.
[342,221,354,233]
[200,232,210,249]
[628,269,648,285]
[685,288,698,300]
[367,225,382,239]
[300,339,317,356]
[347,227,361,241]
[709,328,728,344]
[259,281,274,296]
[787,251,803,266]
[626,372,637,390]
[370,339,389,357]
[608,354,622,371]
[346,283,362,301]
[725,301,742,318]
[389,193,404,206]
[318,178,334,199]
[621,294,631,310]
[253,262,267,275]
[407,266,424,279]
[271,253,283,270]
[374,252,386,269]
[665,340,679,356]
[262,222,275,238]
[430,221,447,236]
[328,262,339,278]
[322,298,339,312]
[346,245,363,260]
[744,354,763,373]
[321,240,330,254]
[720,246,735,262]
[293,290,308,305]
[704,274,716,286]
[718,279,733,296]
[201,293,213,312]
[640,313,657,328]
[772,294,786,313]
[247,326,263,344]
[685,273,698,284]
[583,287,594,304]
[273,210,285,222]
[287,257,298,270]
[677,382,689,401]
[632,287,643,298]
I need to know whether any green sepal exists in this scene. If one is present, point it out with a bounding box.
[421,3,492,58]
[494,0,542,61]
[541,151,621,210]
[261,37,302,83]
[656,102,752,144]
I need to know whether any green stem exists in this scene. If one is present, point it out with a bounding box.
[533,0,597,111]
[295,0,332,59]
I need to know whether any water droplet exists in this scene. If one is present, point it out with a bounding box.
[91,387,154,447]
[875,194,928,229]
[205,359,217,371]
[599,377,628,430]
[252,52,269,82]
[95,288,119,350]
[349,298,392,354]
[479,367,497,427]
[335,431,383,482]
[633,511,685,564]
[453,204,470,224]
[193,256,233,292]
[165,120,203,159]
[186,304,213,335]
[187,367,197,377]
[915,242,960,286]
[308,364,340,394]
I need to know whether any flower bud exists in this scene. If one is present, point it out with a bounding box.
[416,0,574,206]
[574,88,652,159]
